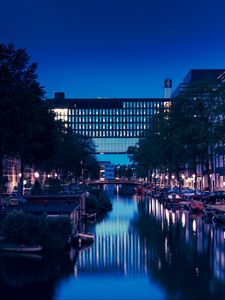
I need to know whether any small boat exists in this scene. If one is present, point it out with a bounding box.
[213,210,225,224]
[135,186,143,196]
[178,201,191,210]
[167,193,181,203]
[189,200,204,213]
[0,243,42,253]
[71,233,94,246]
[203,207,215,222]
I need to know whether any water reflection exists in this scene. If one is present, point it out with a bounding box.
[136,197,225,300]
[0,251,73,300]
[71,195,225,299]
[2,190,225,300]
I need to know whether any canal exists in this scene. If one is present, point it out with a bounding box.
[1,185,225,299]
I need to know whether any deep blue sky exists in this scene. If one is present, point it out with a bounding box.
[1,0,225,98]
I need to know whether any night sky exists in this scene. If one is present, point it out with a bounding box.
[1,0,225,98]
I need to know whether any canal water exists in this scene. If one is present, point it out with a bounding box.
[1,185,225,300]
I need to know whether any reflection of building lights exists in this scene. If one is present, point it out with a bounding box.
[224,232,225,239]
[158,259,162,270]
[74,265,78,278]
[55,173,58,177]
[192,220,196,232]
[47,174,51,178]
[34,172,39,178]
[211,229,213,240]
[160,204,163,215]
[156,201,159,214]
[165,237,168,255]
[182,213,185,227]
[165,209,170,224]
[172,212,175,224]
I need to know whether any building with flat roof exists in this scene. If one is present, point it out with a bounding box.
[172,69,225,97]
[47,93,171,164]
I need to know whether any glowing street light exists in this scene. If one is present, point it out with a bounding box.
[34,172,39,178]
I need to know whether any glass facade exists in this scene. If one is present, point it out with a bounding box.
[49,97,169,155]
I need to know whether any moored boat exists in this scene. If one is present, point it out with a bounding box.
[189,200,204,213]
[135,186,143,196]
[203,206,215,222]
[212,210,225,224]
[71,232,94,246]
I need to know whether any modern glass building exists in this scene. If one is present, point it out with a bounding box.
[172,69,225,97]
[47,93,171,164]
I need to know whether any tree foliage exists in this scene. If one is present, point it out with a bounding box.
[130,80,225,190]
[0,43,58,197]
[45,128,99,182]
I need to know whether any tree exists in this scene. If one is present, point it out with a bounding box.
[171,81,225,190]
[46,128,98,183]
[0,43,59,198]
[130,80,225,191]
